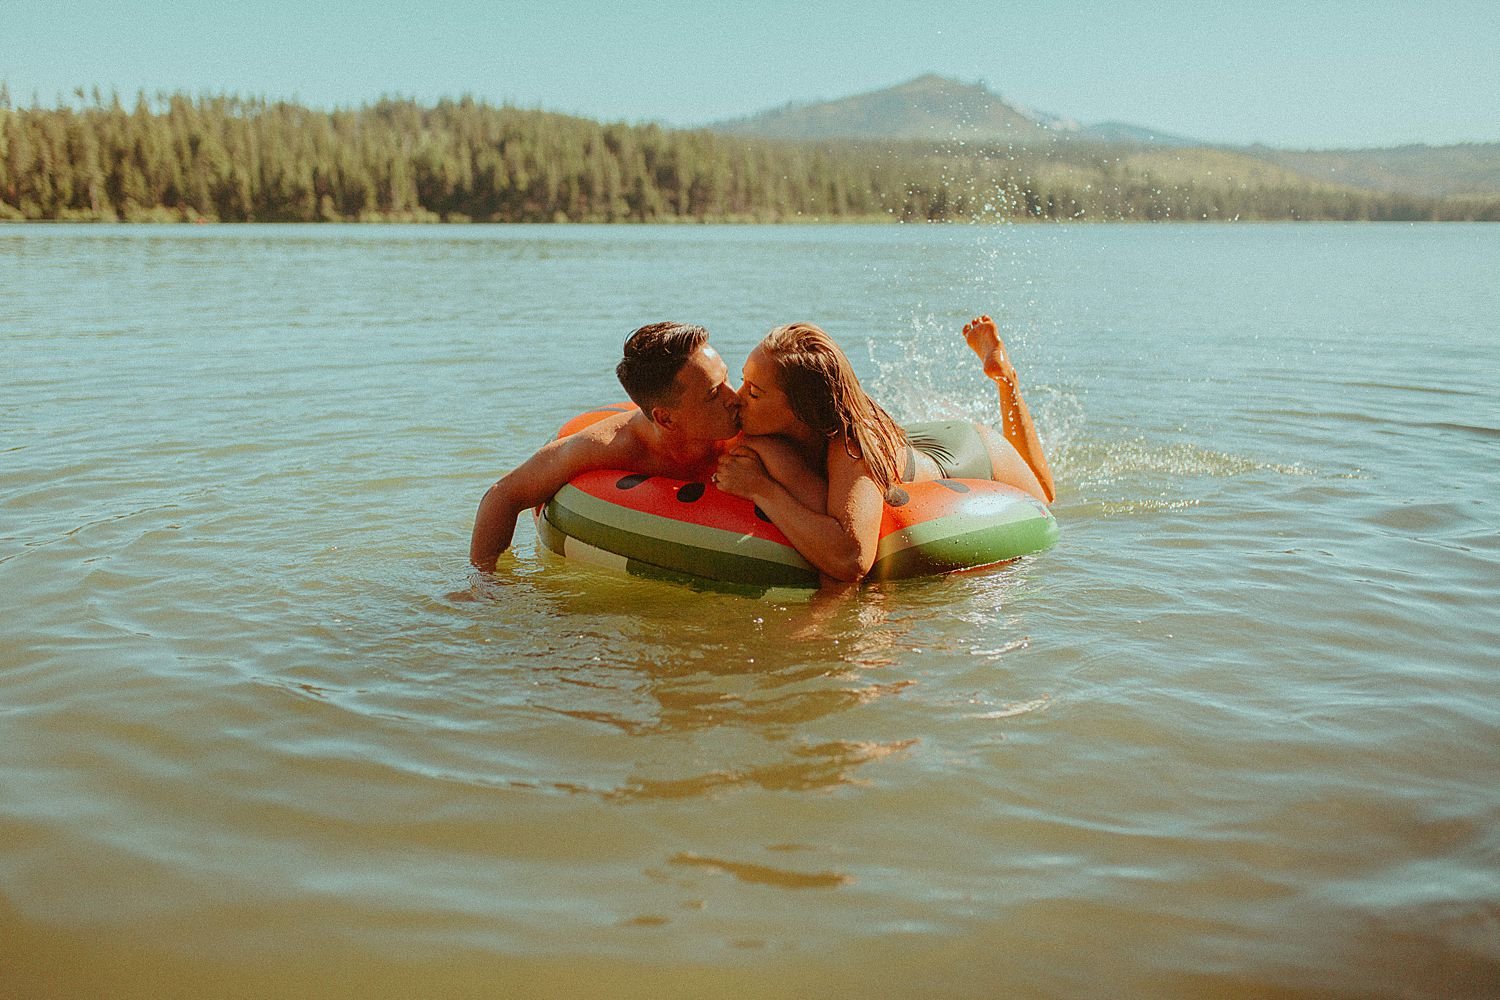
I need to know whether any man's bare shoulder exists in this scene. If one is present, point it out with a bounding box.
[558,409,727,479]
[558,409,654,464]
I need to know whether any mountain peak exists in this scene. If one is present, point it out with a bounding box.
[709,75,1051,143]
[707,75,1197,148]
[894,73,981,93]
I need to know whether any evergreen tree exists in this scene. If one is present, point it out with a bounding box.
[0,90,1494,223]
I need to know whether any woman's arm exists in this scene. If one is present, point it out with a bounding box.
[725,436,827,510]
[819,442,887,580]
[715,438,882,583]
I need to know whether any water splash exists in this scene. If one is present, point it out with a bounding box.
[861,208,1085,472]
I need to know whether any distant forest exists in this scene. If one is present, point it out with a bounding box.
[3,90,1498,223]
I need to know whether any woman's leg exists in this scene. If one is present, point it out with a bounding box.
[972,425,1048,503]
[963,315,1056,503]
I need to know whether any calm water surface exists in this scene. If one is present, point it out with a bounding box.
[2,223,1498,998]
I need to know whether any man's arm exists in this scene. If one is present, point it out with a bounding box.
[469,425,629,571]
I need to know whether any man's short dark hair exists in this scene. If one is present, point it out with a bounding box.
[616,322,708,411]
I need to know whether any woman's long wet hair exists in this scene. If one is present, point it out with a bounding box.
[761,322,909,494]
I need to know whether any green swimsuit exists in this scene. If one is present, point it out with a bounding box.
[903,421,994,481]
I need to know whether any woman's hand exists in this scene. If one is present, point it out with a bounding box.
[713,445,773,501]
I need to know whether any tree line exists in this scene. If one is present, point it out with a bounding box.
[3,89,1497,224]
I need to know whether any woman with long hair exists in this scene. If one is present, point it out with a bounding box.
[713,315,1054,584]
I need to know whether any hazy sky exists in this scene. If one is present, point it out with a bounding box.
[5,0,1497,148]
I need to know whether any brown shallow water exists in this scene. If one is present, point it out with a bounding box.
[2,223,1497,997]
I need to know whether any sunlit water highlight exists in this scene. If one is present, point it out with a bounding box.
[2,222,1498,998]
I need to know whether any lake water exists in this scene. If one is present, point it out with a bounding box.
[2,222,1498,998]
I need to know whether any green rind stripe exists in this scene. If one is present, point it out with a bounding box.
[541,516,813,600]
[553,483,814,570]
[545,493,820,588]
[544,511,813,598]
[875,503,1049,561]
[870,513,1059,580]
[543,482,1056,589]
[535,505,570,557]
[621,556,774,599]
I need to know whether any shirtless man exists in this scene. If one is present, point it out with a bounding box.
[469,322,741,571]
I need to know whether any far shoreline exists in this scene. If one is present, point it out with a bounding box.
[5,216,1496,226]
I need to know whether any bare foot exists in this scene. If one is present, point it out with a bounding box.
[963,313,1056,503]
[962,314,1014,383]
